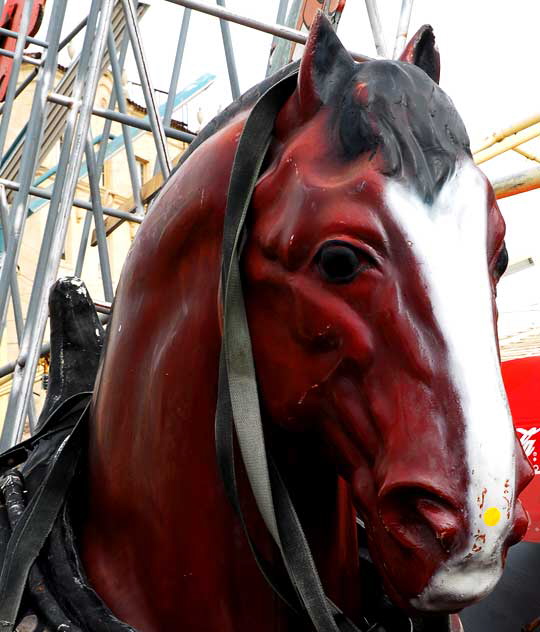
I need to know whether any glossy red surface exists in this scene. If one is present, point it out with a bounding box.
[79,17,532,632]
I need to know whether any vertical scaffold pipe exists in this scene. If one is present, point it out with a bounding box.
[0,0,68,348]
[392,0,414,59]
[364,0,387,57]
[0,0,115,451]
[120,0,172,178]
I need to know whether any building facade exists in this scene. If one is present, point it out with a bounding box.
[0,60,193,425]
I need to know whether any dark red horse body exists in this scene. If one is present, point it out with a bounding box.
[79,15,532,632]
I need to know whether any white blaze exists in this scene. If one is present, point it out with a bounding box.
[384,161,516,610]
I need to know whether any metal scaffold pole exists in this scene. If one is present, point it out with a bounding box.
[151,5,191,178]
[392,0,414,59]
[45,92,194,142]
[0,0,115,449]
[0,0,69,347]
[0,186,37,429]
[364,0,387,57]
[75,29,136,277]
[106,29,144,214]
[0,177,145,222]
[0,0,35,159]
[84,133,114,302]
[216,0,240,100]
[120,0,172,178]
[164,0,372,62]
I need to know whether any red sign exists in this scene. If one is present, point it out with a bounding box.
[502,356,540,542]
[0,0,47,102]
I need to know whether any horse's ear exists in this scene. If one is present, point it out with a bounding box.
[399,25,440,84]
[298,11,355,119]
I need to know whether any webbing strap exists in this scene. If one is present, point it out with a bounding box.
[0,392,91,474]
[270,461,367,632]
[215,350,301,615]
[216,71,364,632]
[0,399,90,630]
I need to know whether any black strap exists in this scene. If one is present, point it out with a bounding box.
[0,392,91,474]
[215,69,367,632]
[216,69,304,616]
[270,460,368,632]
[0,397,90,630]
[215,350,301,615]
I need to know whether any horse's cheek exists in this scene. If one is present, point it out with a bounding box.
[244,279,341,430]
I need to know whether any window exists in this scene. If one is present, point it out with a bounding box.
[136,157,148,186]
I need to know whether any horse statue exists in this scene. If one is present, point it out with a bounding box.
[0,12,533,632]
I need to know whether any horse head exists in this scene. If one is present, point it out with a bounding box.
[241,14,533,613]
[85,13,533,629]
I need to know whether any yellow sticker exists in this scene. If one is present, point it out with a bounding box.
[483,507,501,527]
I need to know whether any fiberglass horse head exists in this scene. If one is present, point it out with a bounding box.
[81,14,533,632]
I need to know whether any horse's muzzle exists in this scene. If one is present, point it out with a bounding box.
[373,479,530,612]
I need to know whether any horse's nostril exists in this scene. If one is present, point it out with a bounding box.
[415,496,460,552]
[379,486,463,554]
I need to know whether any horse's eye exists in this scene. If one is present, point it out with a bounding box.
[494,244,508,281]
[317,241,369,283]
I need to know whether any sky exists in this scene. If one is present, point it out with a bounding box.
[35,0,540,338]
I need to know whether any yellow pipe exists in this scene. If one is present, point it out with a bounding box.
[512,147,540,163]
[474,123,540,165]
[473,113,540,155]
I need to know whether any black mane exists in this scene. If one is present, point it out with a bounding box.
[334,60,471,203]
[176,59,470,205]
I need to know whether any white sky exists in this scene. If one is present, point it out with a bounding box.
[36,0,540,337]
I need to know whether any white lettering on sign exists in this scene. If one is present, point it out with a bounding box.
[516,427,540,474]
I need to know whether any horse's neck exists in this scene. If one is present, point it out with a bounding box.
[82,403,360,629]
[82,409,359,632]
[79,112,361,632]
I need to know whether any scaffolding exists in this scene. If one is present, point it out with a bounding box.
[0,0,367,450]
[0,0,535,451]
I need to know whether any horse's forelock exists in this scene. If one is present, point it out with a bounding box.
[334,61,471,203]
